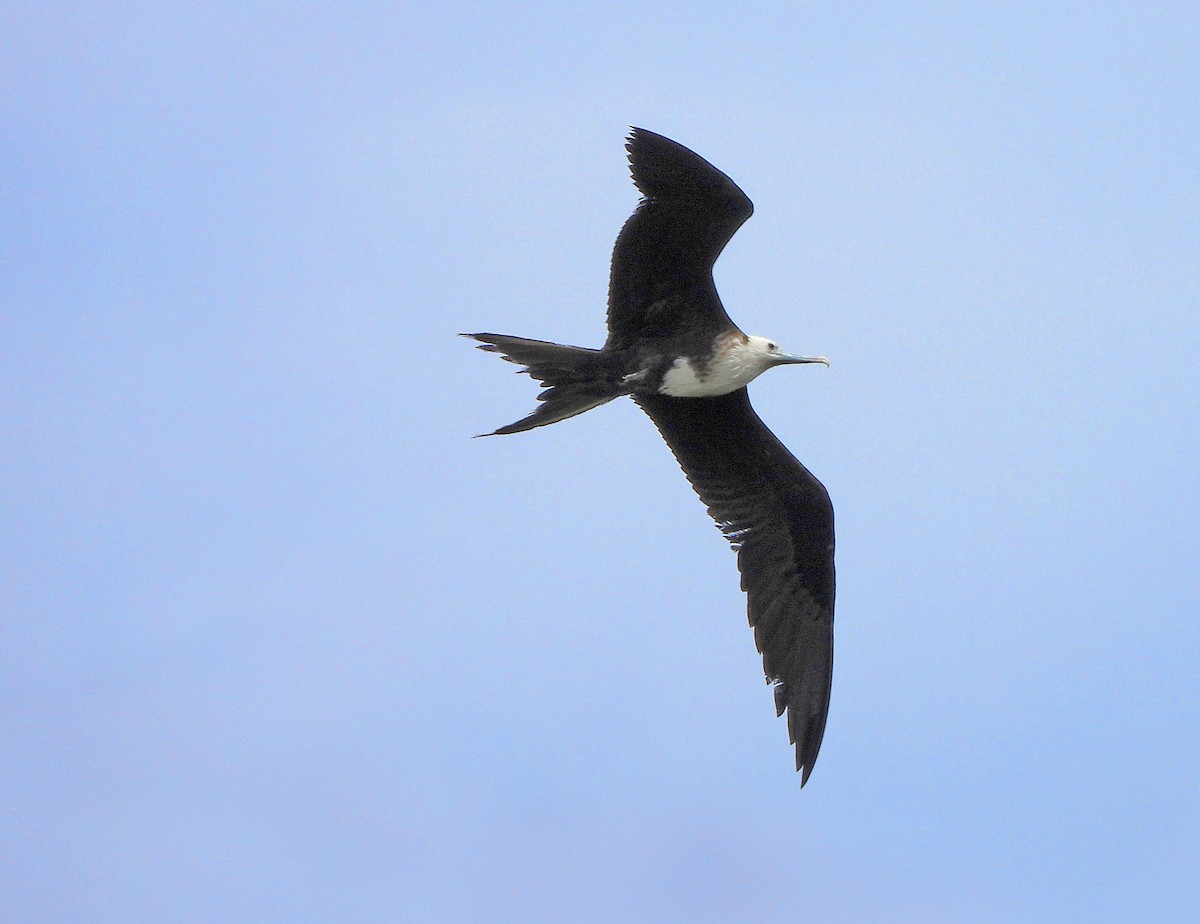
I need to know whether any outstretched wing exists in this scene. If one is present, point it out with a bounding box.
[635,389,835,784]
[606,128,754,351]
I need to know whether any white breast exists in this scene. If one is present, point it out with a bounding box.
[658,347,766,397]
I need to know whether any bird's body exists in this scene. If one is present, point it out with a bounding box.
[466,128,836,784]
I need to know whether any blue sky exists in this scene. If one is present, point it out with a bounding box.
[4,3,1199,921]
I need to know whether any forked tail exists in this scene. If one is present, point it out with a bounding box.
[464,333,624,435]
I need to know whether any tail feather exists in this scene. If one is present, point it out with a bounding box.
[463,333,623,435]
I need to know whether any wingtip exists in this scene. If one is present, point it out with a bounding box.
[625,127,646,181]
[795,722,816,786]
[621,127,753,217]
[462,333,506,355]
[796,736,819,786]
[778,686,825,786]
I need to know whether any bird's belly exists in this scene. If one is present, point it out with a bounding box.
[659,356,755,397]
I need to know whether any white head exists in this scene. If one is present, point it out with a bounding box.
[659,333,828,398]
[743,334,829,373]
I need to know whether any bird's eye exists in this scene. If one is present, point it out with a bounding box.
[767,342,778,351]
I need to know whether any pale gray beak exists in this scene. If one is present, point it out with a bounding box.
[774,352,829,367]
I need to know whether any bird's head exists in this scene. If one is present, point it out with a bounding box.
[744,335,829,372]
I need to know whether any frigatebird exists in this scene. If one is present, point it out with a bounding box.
[466,128,835,784]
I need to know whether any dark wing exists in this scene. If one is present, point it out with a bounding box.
[635,389,835,784]
[606,128,754,352]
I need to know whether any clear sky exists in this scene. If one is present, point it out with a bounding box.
[4,3,1199,921]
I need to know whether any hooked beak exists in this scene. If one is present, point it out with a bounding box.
[773,352,829,367]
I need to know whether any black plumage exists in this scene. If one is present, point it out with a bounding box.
[467,128,836,783]
[606,130,751,351]
[635,389,834,783]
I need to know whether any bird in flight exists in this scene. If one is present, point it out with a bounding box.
[466,128,835,784]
